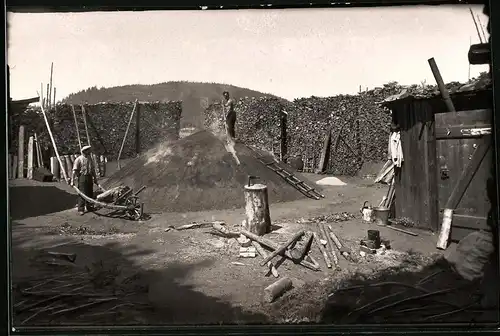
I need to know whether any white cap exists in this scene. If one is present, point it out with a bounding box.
[81,145,92,152]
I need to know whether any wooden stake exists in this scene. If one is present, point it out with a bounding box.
[260,230,304,266]
[39,98,69,182]
[12,156,18,180]
[264,277,292,303]
[53,87,56,107]
[34,133,43,168]
[50,157,58,178]
[117,100,138,169]
[17,125,25,178]
[71,105,82,151]
[252,241,279,278]
[313,231,332,268]
[81,105,91,147]
[27,136,34,179]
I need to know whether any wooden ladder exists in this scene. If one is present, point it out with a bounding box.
[247,146,324,200]
[71,104,101,176]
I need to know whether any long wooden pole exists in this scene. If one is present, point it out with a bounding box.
[39,97,68,182]
[46,84,50,110]
[260,230,304,266]
[428,58,456,113]
[117,100,138,169]
[469,7,483,43]
[53,87,56,107]
[71,105,83,151]
[81,105,91,146]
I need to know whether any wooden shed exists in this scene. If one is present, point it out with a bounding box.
[381,87,494,242]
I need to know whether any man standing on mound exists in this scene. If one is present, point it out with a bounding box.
[71,145,99,215]
[222,91,236,140]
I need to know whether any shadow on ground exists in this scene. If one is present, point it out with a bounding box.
[10,221,269,327]
[267,251,498,325]
[9,185,77,220]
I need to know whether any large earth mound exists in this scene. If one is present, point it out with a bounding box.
[103,130,319,213]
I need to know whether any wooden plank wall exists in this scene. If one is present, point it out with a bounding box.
[392,99,438,230]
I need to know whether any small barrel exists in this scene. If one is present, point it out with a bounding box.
[373,206,390,226]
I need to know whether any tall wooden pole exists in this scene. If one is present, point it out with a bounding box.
[71,105,83,151]
[135,101,141,156]
[468,37,472,81]
[477,14,487,42]
[27,136,34,179]
[53,87,56,107]
[39,97,69,182]
[48,62,53,109]
[46,84,50,110]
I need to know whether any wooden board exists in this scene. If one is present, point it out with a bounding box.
[17,125,25,178]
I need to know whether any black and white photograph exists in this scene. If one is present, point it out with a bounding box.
[6,2,498,327]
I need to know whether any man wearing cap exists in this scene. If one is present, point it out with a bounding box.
[71,145,99,215]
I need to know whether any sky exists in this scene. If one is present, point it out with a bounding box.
[7,5,489,101]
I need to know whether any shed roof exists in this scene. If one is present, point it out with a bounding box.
[379,77,492,108]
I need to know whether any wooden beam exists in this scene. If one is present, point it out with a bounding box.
[435,125,491,140]
[17,125,25,178]
[27,136,34,179]
[428,58,456,113]
[316,126,332,173]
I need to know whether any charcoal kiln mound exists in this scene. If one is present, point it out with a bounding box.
[103,130,319,213]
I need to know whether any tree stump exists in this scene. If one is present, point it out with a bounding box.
[243,183,271,236]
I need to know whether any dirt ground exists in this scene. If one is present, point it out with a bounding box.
[10,173,495,326]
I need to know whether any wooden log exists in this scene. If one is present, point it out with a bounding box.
[319,224,339,268]
[260,230,304,266]
[264,277,292,303]
[17,125,25,178]
[241,229,319,271]
[243,183,271,236]
[289,231,314,261]
[50,157,58,179]
[12,156,18,180]
[313,231,332,268]
[252,241,279,278]
[27,136,34,179]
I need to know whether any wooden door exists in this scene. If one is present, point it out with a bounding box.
[434,109,492,242]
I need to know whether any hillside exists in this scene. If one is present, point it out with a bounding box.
[62,81,281,128]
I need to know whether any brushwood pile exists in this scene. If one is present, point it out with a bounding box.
[10,101,182,159]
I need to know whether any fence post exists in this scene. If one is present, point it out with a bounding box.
[27,136,34,179]
[17,125,25,178]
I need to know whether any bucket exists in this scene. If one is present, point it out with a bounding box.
[372,207,390,226]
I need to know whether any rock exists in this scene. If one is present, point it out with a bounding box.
[237,234,252,247]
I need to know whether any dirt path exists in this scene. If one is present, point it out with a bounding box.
[10,177,449,325]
